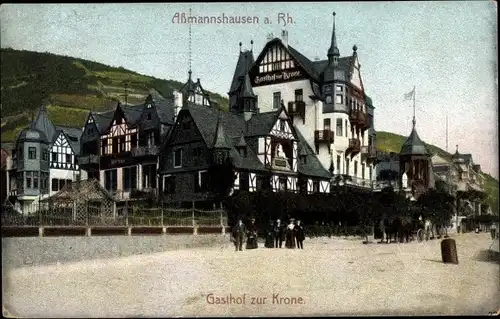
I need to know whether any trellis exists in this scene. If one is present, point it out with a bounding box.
[41,179,117,225]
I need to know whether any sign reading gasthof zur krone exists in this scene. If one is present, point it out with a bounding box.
[254,70,302,85]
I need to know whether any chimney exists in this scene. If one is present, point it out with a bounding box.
[281,30,288,47]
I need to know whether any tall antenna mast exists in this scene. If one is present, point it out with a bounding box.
[188,8,192,73]
[445,114,448,152]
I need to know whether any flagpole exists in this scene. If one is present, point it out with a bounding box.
[446,114,448,152]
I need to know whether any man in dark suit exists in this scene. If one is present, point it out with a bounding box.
[232,219,246,251]
[295,219,305,249]
[274,219,285,248]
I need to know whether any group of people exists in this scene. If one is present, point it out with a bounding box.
[231,218,306,251]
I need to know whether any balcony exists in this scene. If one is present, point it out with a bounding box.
[131,145,159,157]
[349,110,360,125]
[77,154,99,165]
[314,129,334,144]
[361,145,377,160]
[347,138,361,154]
[358,112,369,129]
[287,101,306,123]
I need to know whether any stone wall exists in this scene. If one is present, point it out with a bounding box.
[2,234,229,270]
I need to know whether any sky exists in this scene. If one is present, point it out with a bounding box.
[1,2,498,178]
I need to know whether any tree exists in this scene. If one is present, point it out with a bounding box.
[418,188,455,236]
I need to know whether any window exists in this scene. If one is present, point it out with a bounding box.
[298,178,307,194]
[59,179,66,190]
[147,132,155,146]
[65,154,72,163]
[147,113,152,120]
[147,103,152,109]
[42,150,49,161]
[273,92,281,109]
[28,147,36,159]
[362,163,365,180]
[325,85,332,93]
[280,120,285,131]
[118,136,125,153]
[312,181,320,193]
[294,89,303,102]
[368,114,374,128]
[105,169,118,192]
[173,149,182,168]
[112,138,118,154]
[101,138,108,155]
[163,175,176,194]
[354,161,358,177]
[33,172,39,188]
[345,120,348,137]
[65,179,72,189]
[336,118,343,136]
[195,170,209,192]
[52,179,58,191]
[51,152,57,163]
[142,164,157,189]
[336,155,341,174]
[25,173,32,188]
[279,178,287,191]
[239,172,249,191]
[369,166,372,181]
[326,95,332,104]
[336,94,343,104]
[131,134,138,148]
[336,85,343,92]
[123,166,137,191]
[346,158,350,175]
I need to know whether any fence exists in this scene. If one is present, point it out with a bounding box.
[1,203,227,228]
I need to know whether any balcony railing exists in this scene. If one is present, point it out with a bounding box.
[349,110,360,124]
[314,129,334,144]
[361,145,377,159]
[131,145,159,157]
[77,154,99,165]
[287,101,306,122]
[348,138,361,153]
[358,112,369,129]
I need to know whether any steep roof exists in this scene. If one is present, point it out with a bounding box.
[55,126,82,156]
[400,123,429,156]
[31,105,57,142]
[181,103,330,178]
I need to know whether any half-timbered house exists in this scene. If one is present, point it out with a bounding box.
[77,92,176,201]
[7,106,86,213]
[159,68,331,206]
[236,13,377,190]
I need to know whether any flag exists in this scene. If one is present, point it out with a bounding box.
[404,87,415,101]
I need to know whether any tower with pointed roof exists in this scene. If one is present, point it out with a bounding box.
[399,117,431,198]
[212,111,231,165]
[229,41,257,117]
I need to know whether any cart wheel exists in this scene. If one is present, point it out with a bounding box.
[417,229,424,243]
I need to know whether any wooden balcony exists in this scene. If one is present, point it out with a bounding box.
[131,145,159,157]
[358,112,369,129]
[349,110,360,125]
[361,145,377,160]
[314,129,334,144]
[287,101,306,123]
[347,138,361,154]
[77,154,99,166]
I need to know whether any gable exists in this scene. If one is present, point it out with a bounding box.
[54,132,70,149]
[269,115,294,140]
[167,111,204,146]
[250,40,308,87]
[431,154,449,165]
[350,56,363,90]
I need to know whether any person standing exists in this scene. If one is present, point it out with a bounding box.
[295,219,305,249]
[491,222,497,240]
[274,219,285,248]
[246,218,258,249]
[285,218,296,249]
[265,220,275,248]
[232,219,246,252]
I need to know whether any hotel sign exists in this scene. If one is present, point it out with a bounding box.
[253,69,304,86]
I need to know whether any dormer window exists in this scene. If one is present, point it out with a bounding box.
[326,95,332,104]
[146,104,152,109]
[336,85,343,92]
[238,147,247,158]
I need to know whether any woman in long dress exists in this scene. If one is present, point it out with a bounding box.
[285,219,296,249]
[265,220,275,248]
[246,218,258,249]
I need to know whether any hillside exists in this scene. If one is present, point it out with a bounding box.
[0,48,229,141]
[376,131,498,215]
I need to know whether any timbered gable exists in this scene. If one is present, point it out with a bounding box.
[350,55,364,91]
[269,111,295,140]
[166,111,204,146]
[100,107,138,156]
[249,39,309,87]
[82,113,99,140]
[50,132,77,170]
